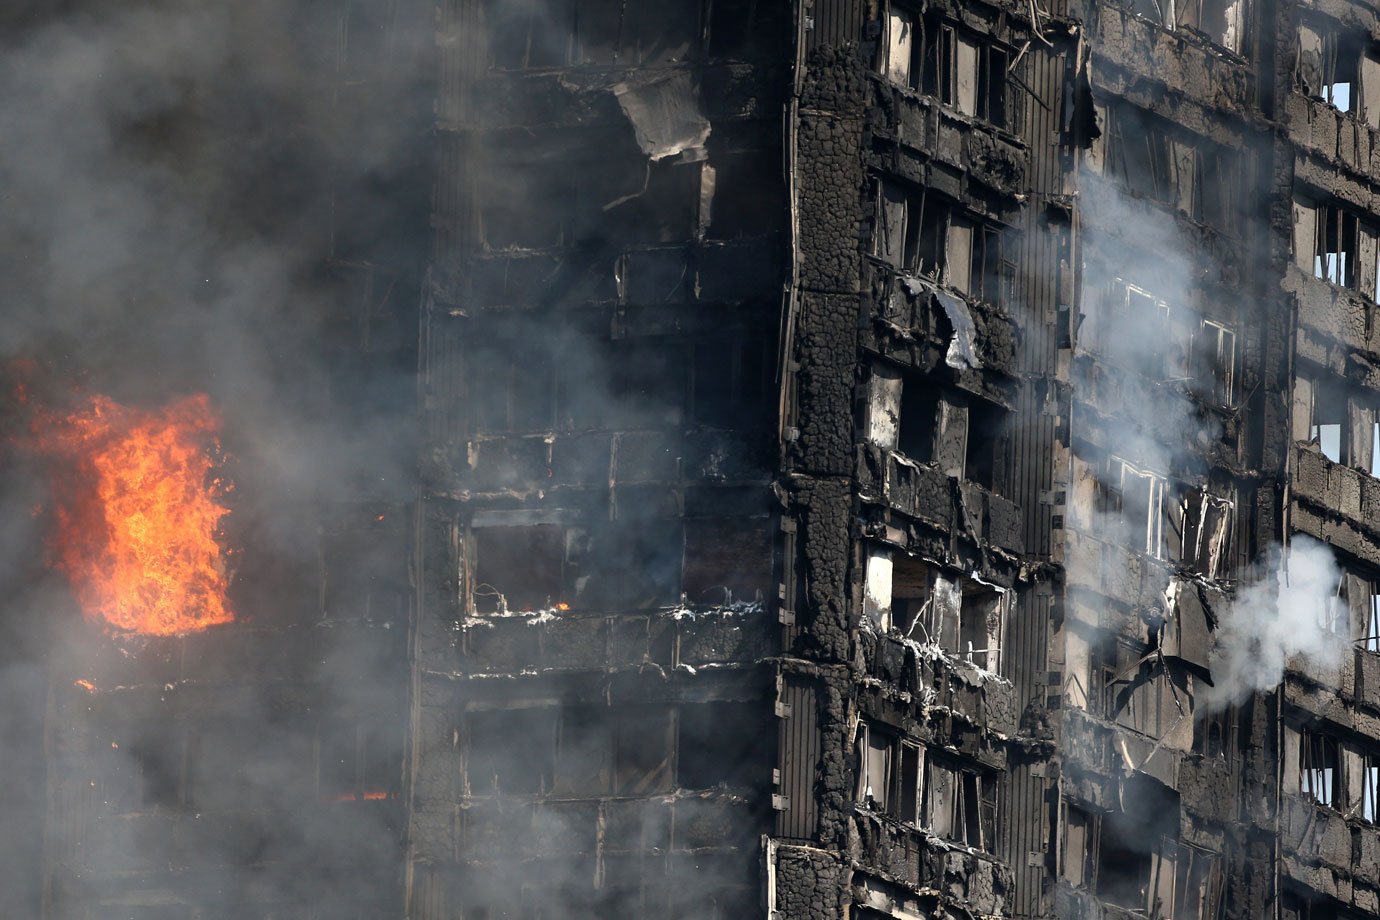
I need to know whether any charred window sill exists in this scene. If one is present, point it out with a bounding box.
[850,804,1005,861]
[865,72,1027,149]
[1285,92,1380,180]
[1291,443,1380,540]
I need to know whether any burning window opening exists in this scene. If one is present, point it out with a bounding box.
[29,392,235,636]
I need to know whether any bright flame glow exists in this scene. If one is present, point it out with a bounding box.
[35,393,234,636]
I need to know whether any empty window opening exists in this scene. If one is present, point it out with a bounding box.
[1308,382,1345,463]
[1297,24,1367,115]
[682,518,773,606]
[923,757,996,849]
[691,338,772,429]
[1193,320,1236,406]
[1177,487,1234,579]
[1104,457,1167,558]
[1192,706,1234,760]
[1362,753,1380,823]
[959,581,1004,670]
[705,152,786,240]
[897,376,939,463]
[1094,781,1184,912]
[877,5,921,87]
[466,707,557,796]
[709,0,788,60]
[1363,581,1380,652]
[1060,800,1097,887]
[916,21,1007,126]
[320,717,402,803]
[891,554,931,638]
[1299,728,1340,807]
[965,398,1007,492]
[679,702,771,790]
[1293,197,1380,295]
[471,524,568,613]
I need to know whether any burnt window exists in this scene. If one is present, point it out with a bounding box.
[613,706,673,795]
[604,160,703,243]
[1296,23,1368,115]
[321,514,409,621]
[705,151,785,240]
[1192,320,1236,406]
[125,727,185,811]
[1103,457,1168,558]
[1298,728,1340,807]
[854,721,924,826]
[682,517,774,606]
[1293,372,1377,470]
[691,338,772,429]
[965,397,1007,491]
[1176,486,1234,579]
[896,374,939,463]
[889,554,931,637]
[1362,579,1380,652]
[466,707,557,796]
[471,524,568,613]
[876,4,922,88]
[679,702,771,790]
[468,339,558,433]
[552,705,672,796]
[1192,706,1235,760]
[1060,800,1097,887]
[1176,0,1248,53]
[1292,196,1380,296]
[319,716,402,802]
[709,0,789,59]
[922,756,997,849]
[919,21,1007,127]
[479,163,575,250]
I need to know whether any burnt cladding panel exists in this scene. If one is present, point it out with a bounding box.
[774,675,820,840]
[1011,45,1066,555]
[808,0,864,50]
[1003,759,1049,919]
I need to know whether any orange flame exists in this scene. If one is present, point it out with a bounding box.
[34,393,234,636]
[73,679,96,693]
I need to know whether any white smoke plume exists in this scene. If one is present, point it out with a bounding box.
[1204,534,1347,709]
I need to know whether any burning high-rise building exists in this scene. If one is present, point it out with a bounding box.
[3,0,1380,918]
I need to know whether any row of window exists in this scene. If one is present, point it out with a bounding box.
[1294,371,1380,478]
[468,517,772,614]
[480,155,783,252]
[1061,792,1224,920]
[1119,0,1247,55]
[1288,723,1380,822]
[871,8,1009,129]
[1292,197,1380,299]
[872,180,1010,302]
[1089,454,1235,578]
[865,369,1008,492]
[465,702,768,797]
[466,336,773,435]
[862,553,1007,670]
[855,721,998,852]
[1078,277,1237,408]
[1297,19,1380,126]
[102,717,402,813]
[1087,103,1239,231]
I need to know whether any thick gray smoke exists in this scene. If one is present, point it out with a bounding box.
[1204,534,1346,708]
[0,2,432,916]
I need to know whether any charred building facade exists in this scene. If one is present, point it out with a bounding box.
[14,0,1380,918]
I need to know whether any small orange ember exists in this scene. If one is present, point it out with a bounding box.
[73,679,96,693]
[555,602,571,611]
[33,393,234,636]
[362,790,391,801]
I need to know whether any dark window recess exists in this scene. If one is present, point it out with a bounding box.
[468,340,557,433]
[472,524,567,613]
[554,706,613,795]
[679,702,771,790]
[891,555,931,637]
[608,341,685,428]
[122,727,184,811]
[320,717,402,802]
[922,756,997,849]
[706,152,785,240]
[682,517,773,606]
[480,164,575,250]
[1060,800,1097,887]
[484,0,574,70]
[1176,487,1234,579]
[570,519,683,609]
[321,520,409,621]
[873,182,1006,296]
[466,708,557,796]
[605,161,701,244]
[965,398,1007,491]
[1095,780,1182,910]
[709,0,789,59]
[691,338,771,429]
[1284,892,1372,920]
[897,376,938,463]
[1299,729,1340,807]
[613,706,673,795]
